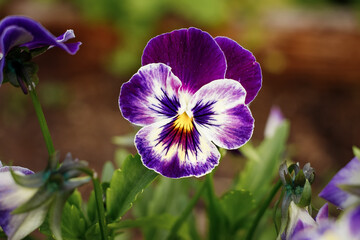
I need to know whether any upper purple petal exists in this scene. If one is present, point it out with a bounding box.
[319,157,360,209]
[215,37,262,104]
[142,27,227,94]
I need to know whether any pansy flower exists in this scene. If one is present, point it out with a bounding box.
[292,205,360,240]
[0,154,90,240]
[0,15,81,92]
[0,162,43,240]
[319,157,360,209]
[119,27,261,178]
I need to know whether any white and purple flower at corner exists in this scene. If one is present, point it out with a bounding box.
[0,162,46,240]
[292,205,360,240]
[119,28,262,178]
[0,15,81,85]
[319,157,360,209]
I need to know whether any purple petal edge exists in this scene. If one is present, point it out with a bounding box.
[215,36,262,104]
[319,157,360,209]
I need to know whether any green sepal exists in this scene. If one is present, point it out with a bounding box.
[12,187,54,214]
[296,180,311,207]
[30,46,49,58]
[10,169,46,188]
[338,183,360,197]
[49,192,72,240]
[106,154,158,222]
[294,170,306,187]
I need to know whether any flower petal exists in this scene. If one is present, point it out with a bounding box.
[264,106,285,138]
[215,37,262,104]
[135,119,220,178]
[188,79,254,149]
[315,203,329,224]
[142,27,226,94]
[0,16,81,55]
[319,157,360,209]
[119,63,182,126]
[0,165,38,239]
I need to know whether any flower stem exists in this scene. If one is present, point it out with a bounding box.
[246,180,282,240]
[29,88,55,156]
[166,179,207,240]
[92,177,108,240]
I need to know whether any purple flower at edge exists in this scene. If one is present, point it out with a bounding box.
[319,157,360,209]
[0,162,46,240]
[119,28,262,178]
[0,15,81,85]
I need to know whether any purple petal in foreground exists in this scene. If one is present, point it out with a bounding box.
[119,63,182,126]
[215,37,262,104]
[142,28,226,94]
[189,79,254,149]
[319,157,360,209]
[135,119,220,178]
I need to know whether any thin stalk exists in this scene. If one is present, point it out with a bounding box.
[166,180,207,240]
[92,177,108,240]
[246,180,282,240]
[29,88,55,156]
[205,173,222,240]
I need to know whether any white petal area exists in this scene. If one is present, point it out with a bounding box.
[8,204,49,240]
[188,79,254,149]
[120,63,183,126]
[286,202,316,239]
[135,118,220,178]
[0,171,37,211]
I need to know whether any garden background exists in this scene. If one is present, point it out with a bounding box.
[0,0,360,237]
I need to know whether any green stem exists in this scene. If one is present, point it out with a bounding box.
[92,177,108,240]
[29,88,55,156]
[246,180,282,240]
[166,179,207,240]
[205,173,222,240]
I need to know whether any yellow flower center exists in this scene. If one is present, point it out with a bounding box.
[173,112,193,132]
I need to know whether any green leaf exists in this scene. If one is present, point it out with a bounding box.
[101,161,115,182]
[236,121,289,201]
[86,191,97,223]
[108,214,176,230]
[220,190,255,228]
[106,154,158,221]
[85,223,101,240]
[353,146,360,160]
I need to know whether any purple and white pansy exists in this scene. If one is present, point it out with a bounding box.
[0,162,47,240]
[0,15,81,85]
[292,205,360,240]
[119,27,261,178]
[319,157,360,209]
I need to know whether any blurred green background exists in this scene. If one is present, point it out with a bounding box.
[0,0,360,208]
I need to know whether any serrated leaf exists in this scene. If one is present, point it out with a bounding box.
[220,190,255,226]
[106,154,158,221]
[85,223,101,240]
[86,191,97,223]
[114,148,131,168]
